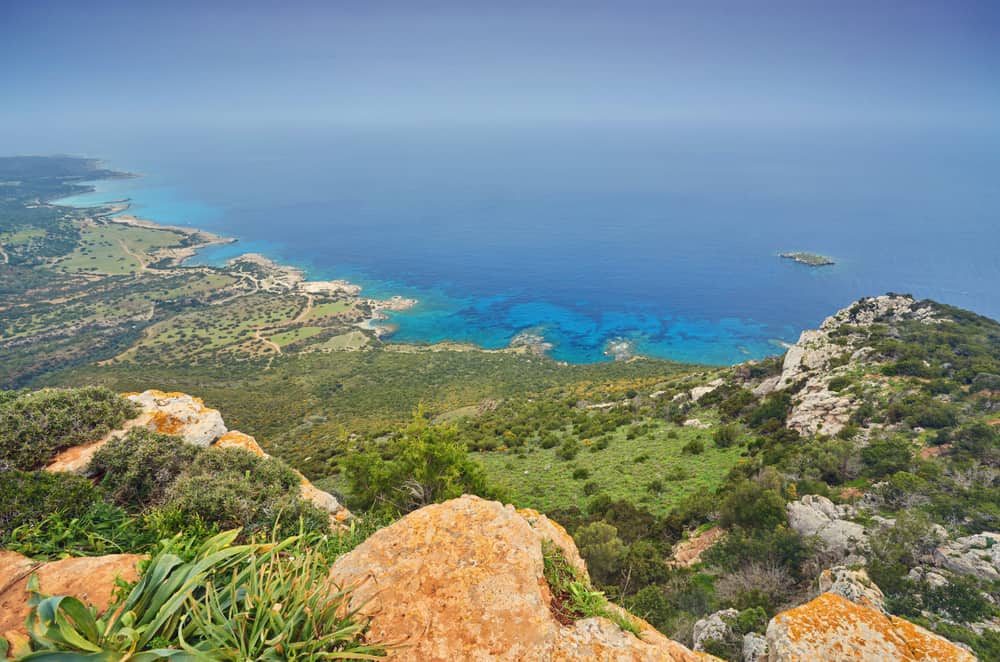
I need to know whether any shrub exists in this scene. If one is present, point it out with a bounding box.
[827,376,851,392]
[582,481,600,496]
[345,414,495,514]
[0,387,139,470]
[0,470,101,536]
[718,481,786,531]
[923,576,995,622]
[682,439,705,455]
[747,392,792,428]
[861,436,913,478]
[556,438,580,461]
[715,562,795,613]
[572,467,590,480]
[162,447,329,537]
[713,424,741,448]
[90,429,200,507]
[574,521,626,585]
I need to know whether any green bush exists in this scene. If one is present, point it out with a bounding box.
[572,467,590,480]
[0,470,101,536]
[162,447,329,537]
[574,521,626,585]
[0,387,139,470]
[345,414,495,514]
[90,428,200,507]
[557,438,580,461]
[718,480,786,531]
[682,439,705,455]
[712,424,741,448]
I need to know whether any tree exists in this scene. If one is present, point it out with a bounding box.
[345,413,494,514]
[574,521,626,585]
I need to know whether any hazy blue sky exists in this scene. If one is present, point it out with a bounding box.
[1,0,998,136]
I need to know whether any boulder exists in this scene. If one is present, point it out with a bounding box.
[692,609,737,652]
[933,531,1000,582]
[817,566,886,613]
[786,495,867,559]
[0,551,143,656]
[906,567,949,589]
[742,632,768,662]
[766,592,974,661]
[690,379,724,403]
[328,495,711,661]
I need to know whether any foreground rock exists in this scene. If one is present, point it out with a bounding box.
[766,592,975,661]
[328,495,710,661]
[0,551,143,656]
[44,389,351,524]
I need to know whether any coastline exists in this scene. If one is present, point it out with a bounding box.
[47,163,793,366]
[56,192,422,342]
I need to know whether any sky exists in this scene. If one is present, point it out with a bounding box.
[1,0,999,138]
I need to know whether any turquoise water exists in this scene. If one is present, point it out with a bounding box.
[51,125,1000,364]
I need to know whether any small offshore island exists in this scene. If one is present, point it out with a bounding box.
[779,251,835,267]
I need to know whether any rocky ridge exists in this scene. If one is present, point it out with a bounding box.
[768,294,940,436]
[44,389,351,524]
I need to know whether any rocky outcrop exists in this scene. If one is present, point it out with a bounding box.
[742,633,768,662]
[773,295,940,436]
[786,495,867,560]
[817,566,886,613]
[933,531,1000,581]
[669,527,724,568]
[0,551,143,656]
[692,609,738,652]
[328,495,711,661]
[46,390,228,472]
[766,592,975,661]
[44,390,351,524]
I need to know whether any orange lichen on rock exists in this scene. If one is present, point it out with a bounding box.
[766,592,975,661]
[0,551,144,657]
[214,430,268,456]
[329,495,713,661]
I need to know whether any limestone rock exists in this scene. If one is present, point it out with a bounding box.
[773,295,941,437]
[692,609,737,652]
[766,592,975,661]
[786,495,867,559]
[128,390,227,446]
[817,566,886,613]
[907,567,949,589]
[742,632,768,662]
[0,551,143,655]
[328,495,711,661]
[690,379,724,402]
[46,389,228,472]
[933,531,1000,581]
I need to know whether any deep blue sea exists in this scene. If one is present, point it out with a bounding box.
[50,123,1000,364]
